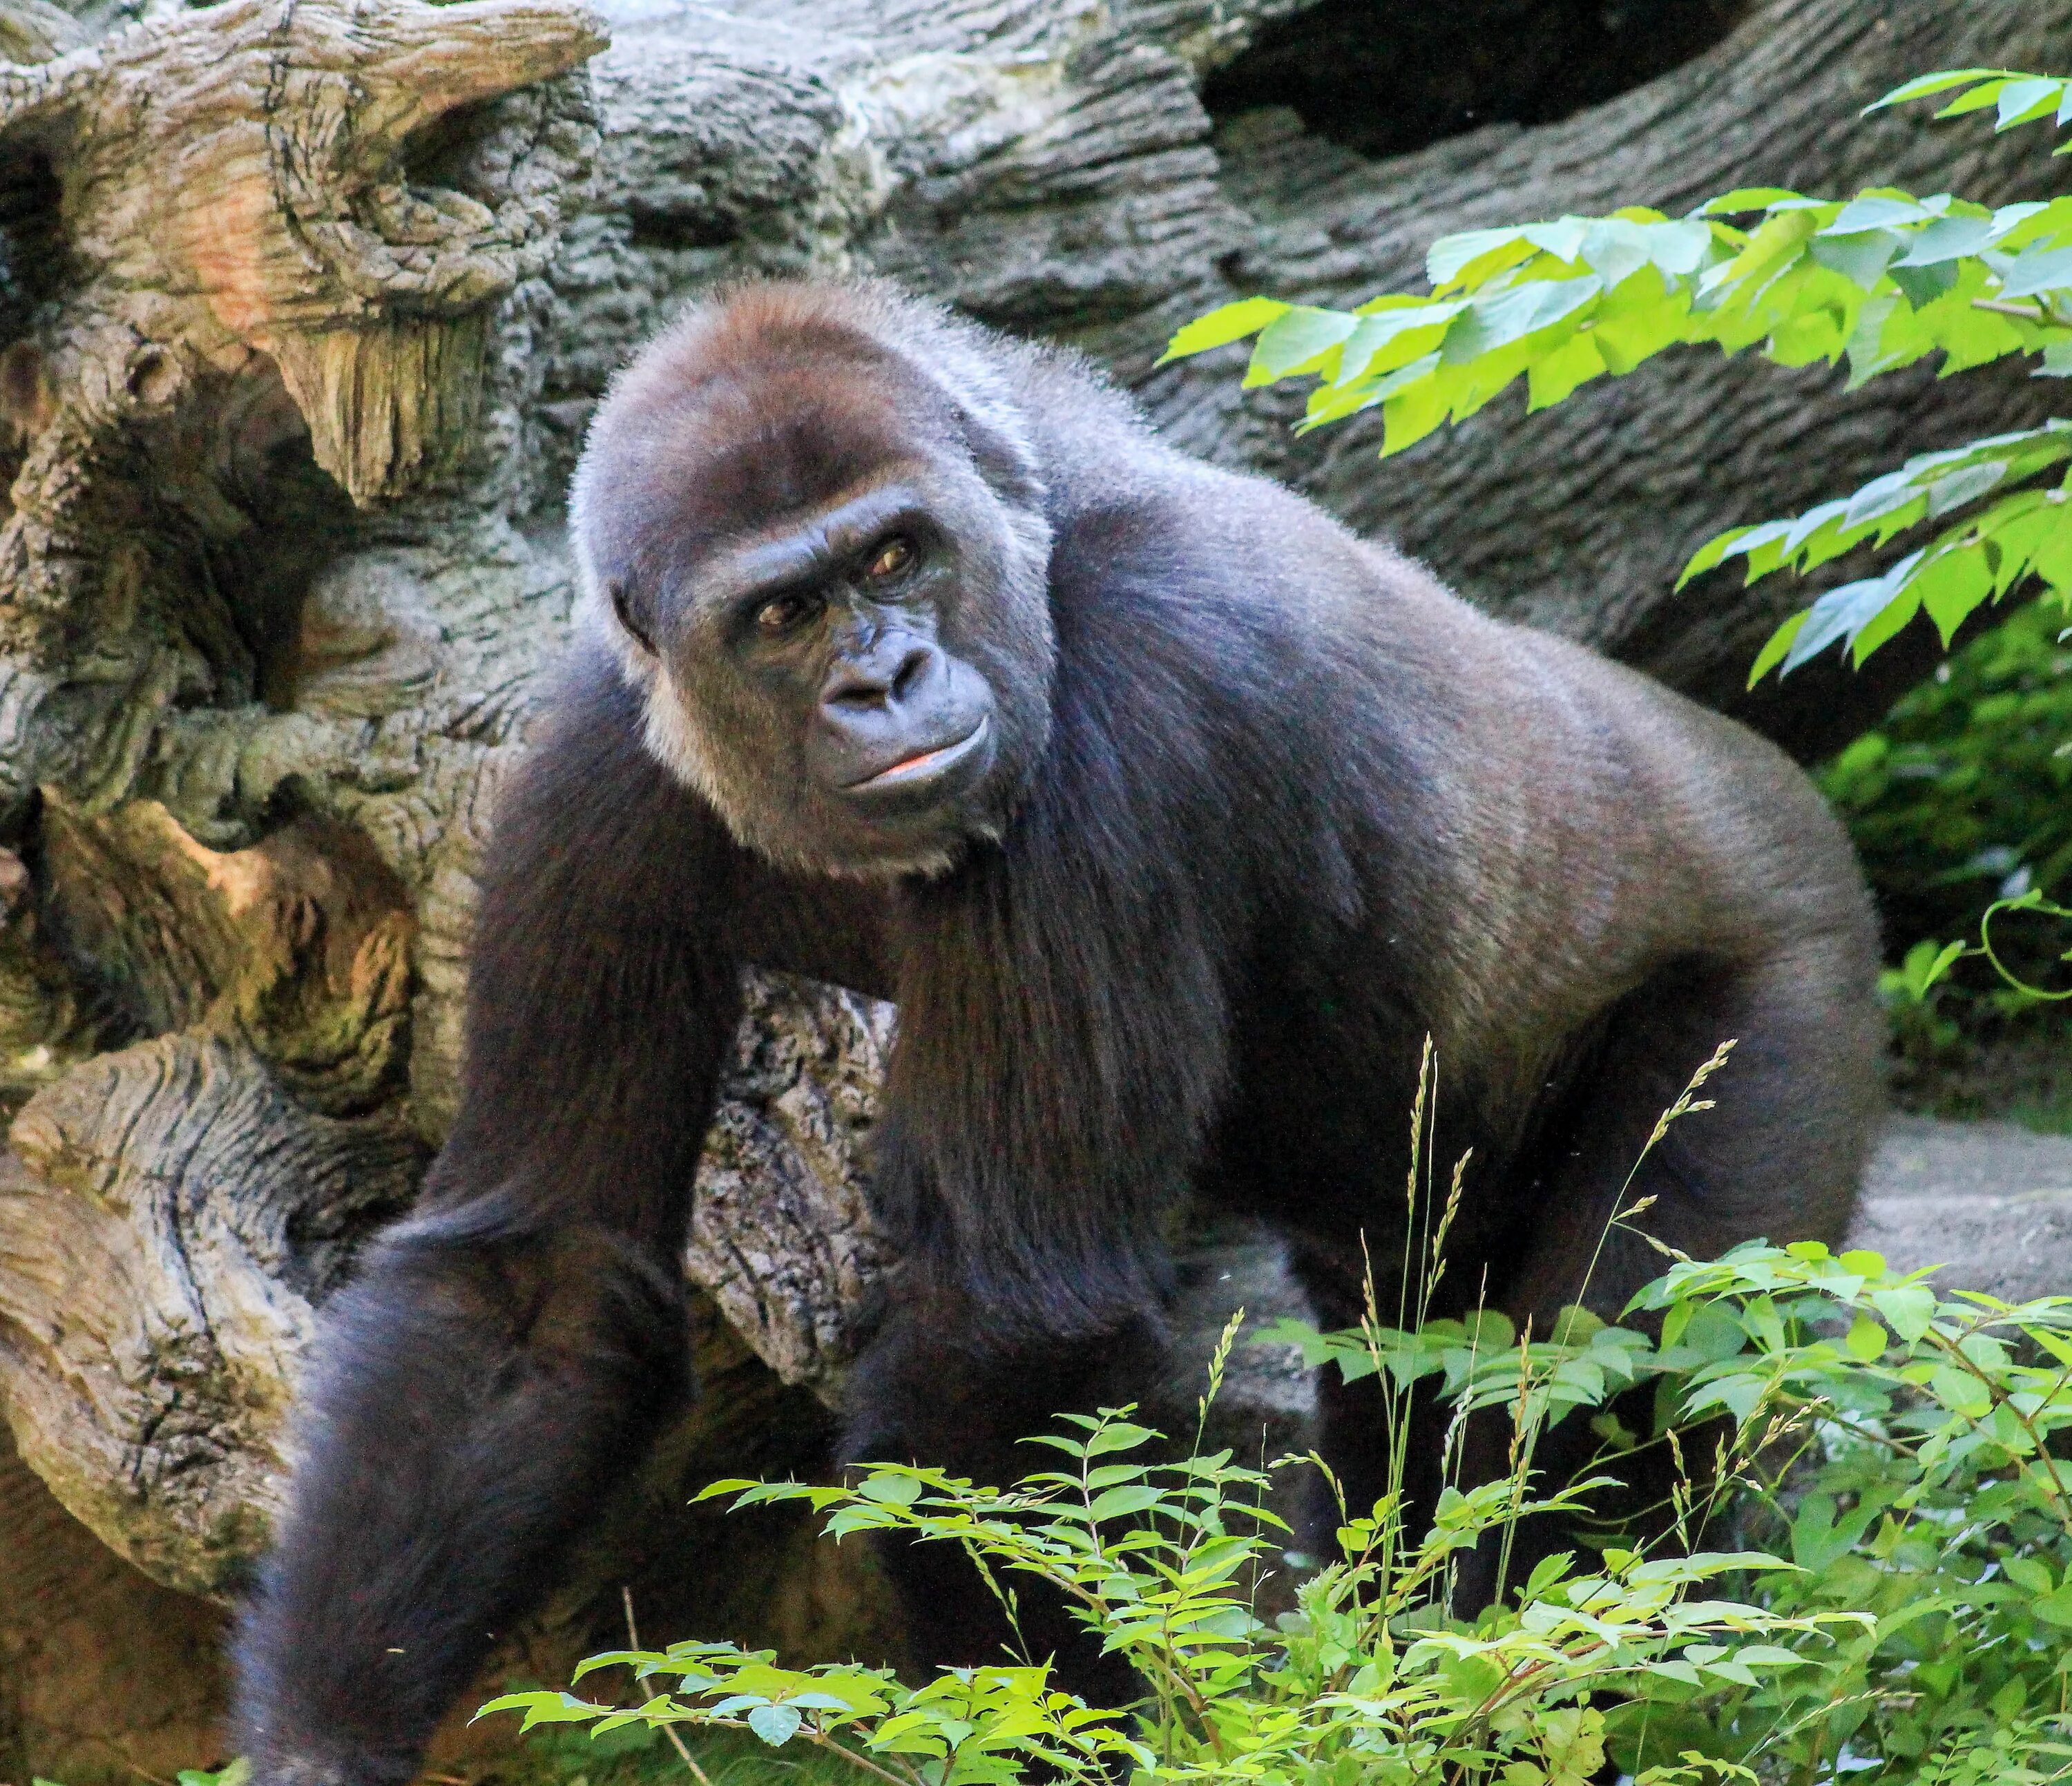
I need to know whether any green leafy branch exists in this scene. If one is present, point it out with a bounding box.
[1881,68,2072,146]
[1161,70,2072,685]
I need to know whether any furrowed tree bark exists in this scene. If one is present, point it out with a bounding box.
[1,0,2068,1777]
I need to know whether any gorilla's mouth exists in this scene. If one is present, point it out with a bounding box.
[841,715,992,796]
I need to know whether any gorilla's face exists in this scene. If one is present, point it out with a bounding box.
[571,304,1056,877]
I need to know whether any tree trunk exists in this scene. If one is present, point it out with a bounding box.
[0,0,2066,1774]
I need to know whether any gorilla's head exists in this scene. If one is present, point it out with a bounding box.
[571,282,1057,877]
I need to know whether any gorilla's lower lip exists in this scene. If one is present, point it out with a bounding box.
[843,716,991,791]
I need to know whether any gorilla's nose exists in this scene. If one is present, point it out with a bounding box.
[821,637,943,716]
[809,633,995,805]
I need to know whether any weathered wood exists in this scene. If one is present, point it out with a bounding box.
[0,843,123,1111]
[0,0,608,504]
[3,0,2071,1775]
[0,1040,425,1596]
[39,798,414,1113]
[688,972,898,1398]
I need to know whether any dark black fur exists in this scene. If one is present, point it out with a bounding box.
[234,282,1881,1784]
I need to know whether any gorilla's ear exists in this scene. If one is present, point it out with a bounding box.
[609,579,657,655]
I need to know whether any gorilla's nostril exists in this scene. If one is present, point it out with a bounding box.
[892,645,935,702]
[826,681,887,713]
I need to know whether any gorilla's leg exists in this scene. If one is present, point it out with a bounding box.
[1453,941,1881,1610]
[234,1209,690,1786]
[1279,941,1876,1615]
[841,1276,1171,1708]
[1509,945,1877,1319]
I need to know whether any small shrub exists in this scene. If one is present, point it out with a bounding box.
[484,1240,2072,1784]
[481,1056,2072,1783]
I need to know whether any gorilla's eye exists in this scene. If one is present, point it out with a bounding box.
[864,536,915,582]
[755,590,820,635]
[609,580,655,655]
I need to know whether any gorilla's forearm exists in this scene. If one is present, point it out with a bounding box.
[236,656,756,1784]
[233,1219,690,1786]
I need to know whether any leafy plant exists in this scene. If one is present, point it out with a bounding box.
[481,1405,1828,1786]
[483,1052,2072,1784]
[1823,602,2072,941]
[1613,1242,2072,1782]
[482,1233,2072,1786]
[1809,599,2072,1111]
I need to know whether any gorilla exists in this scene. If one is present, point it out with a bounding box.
[234,279,1880,1784]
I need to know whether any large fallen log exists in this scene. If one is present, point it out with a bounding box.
[5,0,2072,1777]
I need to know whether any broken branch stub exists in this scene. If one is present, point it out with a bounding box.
[0,1034,427,1598]
[0,0,608,505]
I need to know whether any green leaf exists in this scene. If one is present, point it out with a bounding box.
[2002,246,2072,299]
[1446,276,1602,359]
[1523,1550,1575,1601]
[1521,216,1589,265]
[2004,1555,2055,1594]
[1996,76,2064,130]
[474,1692,611,1732]
[1160,297,1289,363]
[1928,1363,1993,1416]
[1844,1314,1888,1361]
[1870,1283,1938,1343]
[860,1472,925,1506]
[2031,1582,2072,1626]
[1333,303,1464,385]
[1700,186,1807,213]
[1086,1483,1165,1520]
[747,1703,803,1747]
[1913,547,1995,645]
[1894,213,1996,267]
[1868,69,2020,111]
[1381,374,1453,457]
[1747,611,1809,686]
[1633,218,1713,277]
[1082,1421,1160,1455]
[1780,564,1917,674]
[1889,258,1960,309]
[1526,330,1606,408]
[1426,226,1535,289]
[1246,307,1361,384]
[1593,276,1689,374]
[1939,79,2017,119]
[1680,525,1756,588]
[1894,938,1968,999]
[1791,1495,1878,1572]
[1828,195,1935,233]
[1810,228,1901,290]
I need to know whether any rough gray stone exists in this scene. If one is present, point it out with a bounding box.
[1850,1115,2072,1306]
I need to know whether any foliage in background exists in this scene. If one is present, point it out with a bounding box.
[1825,604,2072,946]
[1819,602,2072,1112]
[1161,67,2072,691]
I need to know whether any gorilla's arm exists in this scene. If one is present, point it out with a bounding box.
[233,650,778,1786]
